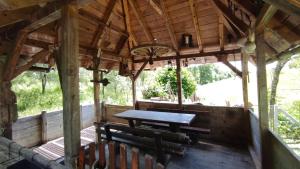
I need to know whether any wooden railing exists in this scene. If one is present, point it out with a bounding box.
[78,141,165,169]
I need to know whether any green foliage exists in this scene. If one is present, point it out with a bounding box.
[156,68,196,98]
[187,64,233,85]
[142,86,166,99]
[278,114,300,140]
[287,100,300,121]
[11,69,132,117]
[288,56,300,69]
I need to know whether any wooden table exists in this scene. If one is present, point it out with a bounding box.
[114,110,196,132]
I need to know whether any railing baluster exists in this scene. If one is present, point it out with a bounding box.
[109,141,116,169]
[78,146,85,169]
[89,142,96,168]
[131,148,139,169]
[120,144,127,169]
[99,141,106,169]
[145,154,153,169]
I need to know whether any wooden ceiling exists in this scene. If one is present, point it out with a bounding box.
[0,0,299,80]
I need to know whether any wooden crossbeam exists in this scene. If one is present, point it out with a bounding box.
[220,57,242,78]
[122,0,138,48]
[212,0,248,36]
[128,0,154,42]
[188,0,203,51]
[91,0,117,48]
[133,48,241,63]
[0,8,34,28]
[3,30,28,81]
[263,0,300,16]
[12,49,49,79]
[160,0,178,51]
[133,58,149,81]
[255,4,277,34]
[222,16,238,39]
[115,36,128,55]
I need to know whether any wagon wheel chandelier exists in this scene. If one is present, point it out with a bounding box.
[130,43,173,65]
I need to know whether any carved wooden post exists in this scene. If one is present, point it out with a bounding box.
[176,52,183,108]
[241,52,249,111]
[256,35,270,169]
[58,2,81,168]
[93,54,101,122]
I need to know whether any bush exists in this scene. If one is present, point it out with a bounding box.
[156,68,196,98]
[142,86,166,99]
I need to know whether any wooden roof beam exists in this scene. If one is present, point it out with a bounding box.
[148,0,162,15]
[12,49,49,79]
[212,0,248,36]
[115,36,128,55]
[91,0,117,48]
[128,0,154,42]
[160,0,178,51]
[189,0,203,51]
[133,48,241,63]
[218,56,242,77]
[122,0,137,48]
[232,0,258,17]
[0,0,54,10]
[255,4,277,34]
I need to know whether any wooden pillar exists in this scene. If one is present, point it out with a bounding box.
[59,3,81,168]
[256,35,270,169]
[241,52,249,111]
[176,53,183,108]
[131,56,136,109]
[93,53,101,122]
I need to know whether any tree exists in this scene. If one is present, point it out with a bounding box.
[156,68,196,98]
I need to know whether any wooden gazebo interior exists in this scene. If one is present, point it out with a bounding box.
[0,0,300,169]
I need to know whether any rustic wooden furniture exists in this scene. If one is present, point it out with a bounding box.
[114,110,196,132]
[94,122,188,163]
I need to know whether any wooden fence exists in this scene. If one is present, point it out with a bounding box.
[78,141,164,169]
[12,104,95,147]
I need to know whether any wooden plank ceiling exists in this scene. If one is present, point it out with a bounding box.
[0,0,300,79]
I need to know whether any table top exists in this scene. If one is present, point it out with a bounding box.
[114,110,196,125]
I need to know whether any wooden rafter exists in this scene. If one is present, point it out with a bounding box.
[256,4,278,34]
[122,0,137,48]
[115,36,128,55]
[222,16,238,39]
[25,10,61,32]
[91,0,117,48]
[212,0,248,36]
[0,0,54,10]
[188,0,203,51]
[128,0,154,42]
[232,0,257,17]
[263,0,300,16]
[219,16,224,50]
[0,8,34,28]
[160,0,178,51]
[12,49,49,79]
[149,0,162,15]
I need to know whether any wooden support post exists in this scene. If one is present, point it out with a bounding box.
[175,53,183,108]
[131,148,139,169]
[59,3,81,168]
[256,35,270,169]
[41,111,48,143]
[108,141,116,169]
[132,78,137,109]
[98,141,106,169]
[93,54,101,122]
[241,52,249,111]
[145,154,153,169]
[120,144,127,169]
[89,142,96,168]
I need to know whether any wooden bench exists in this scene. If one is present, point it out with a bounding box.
[140,108,211,143]
[94,122,188,163]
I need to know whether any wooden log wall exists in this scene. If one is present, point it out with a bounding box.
[78,141,165,169]
[104,101,251,145]
[12,104,96,147]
